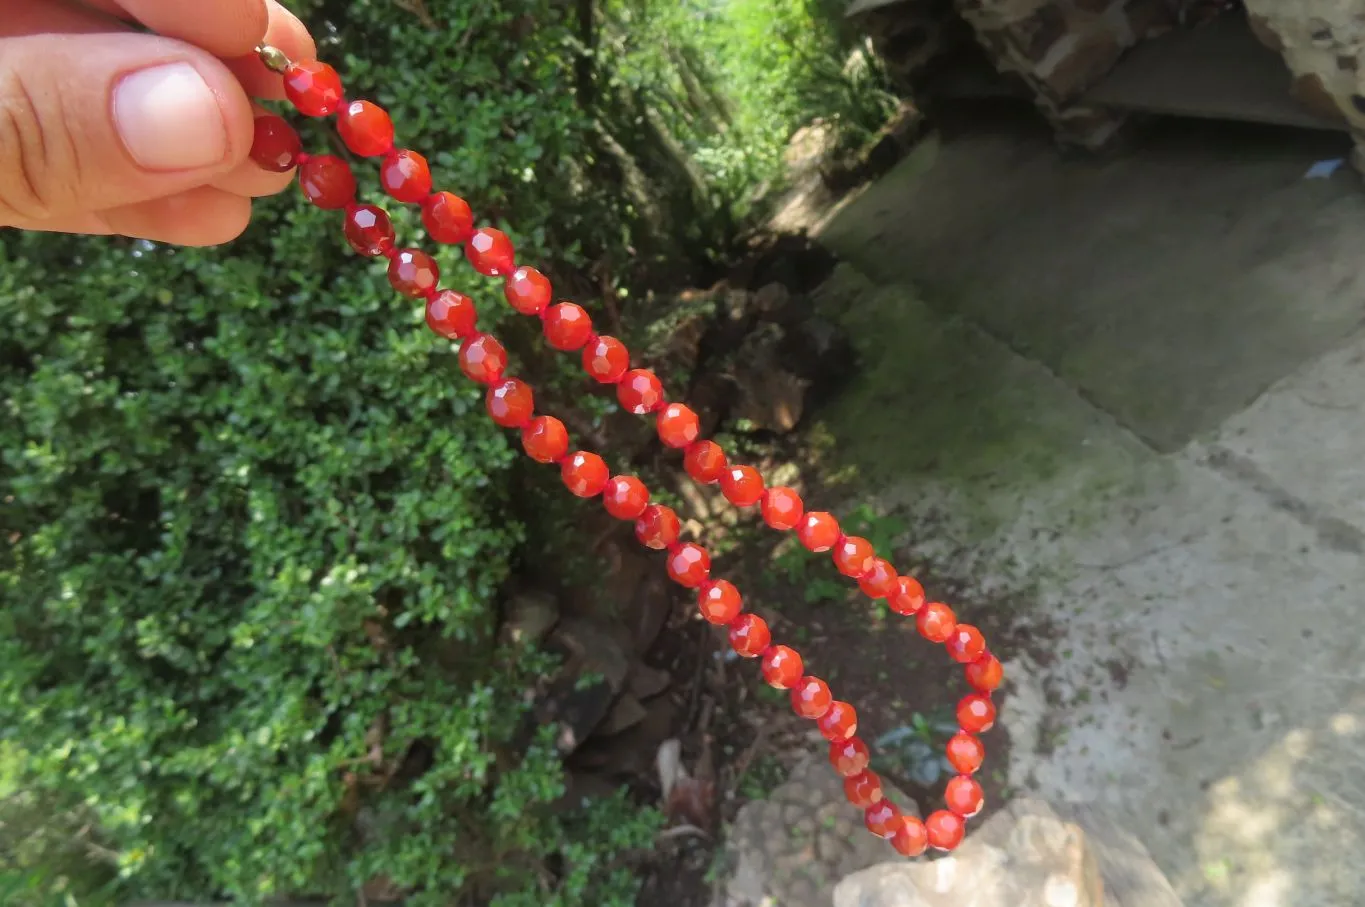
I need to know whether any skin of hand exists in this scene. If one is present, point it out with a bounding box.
[0,0,317,246]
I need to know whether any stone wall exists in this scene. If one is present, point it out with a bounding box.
[851,0,970,95]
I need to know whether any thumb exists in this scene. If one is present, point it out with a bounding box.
[0,31,256,226]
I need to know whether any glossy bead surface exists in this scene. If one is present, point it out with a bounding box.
[486,379,533,428]
[683,441,727,484]
[457,334,507,384]
[467,227,516,277]
[926,810,965,852]
[966,653,1004,692]
[957,694,996,734]
[761,487,803,530]
[387,249,439,298]
[521,415,569,464]
[250,116,301,171]
[666,543,711,588]
[720,465,764,508]
[582,336,630,383]
[422,192,475,245]
[426,290,477,340]
[844,771,883,809]
[299,155,355,209]
[617,369,664,414]
[698,579,742,624]
[760,645,803,689]
[945,733,986,775]
[944,775,984,818]
[891,817,929,857]
[857,558,898,599]
[816,700,858,742]
[283,60,343,116]
[380,149,432,203]
[833,535,874,578]
[505,267,552,316]
[946,624,986,664]
[829,738,870,777]
[635,504,681,550]
[603,475,650,520]
[917,602,956,644]
[657,404,700,449]
[797,512,840,552]
[343,204,394,257]
[337,100,394,156]
[561,451,610,498]
[729,613,770,658]
[865,800,902,838]
[887,576,926,616]
[543,303,593,351]
[791,676,832,719]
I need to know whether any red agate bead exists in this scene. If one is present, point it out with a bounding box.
[729,613,770,658]
[926,810,965,851]
[791,676,832,719]
[505,267,552,316]
[957,693,996,734]
[617,369,664,414]
[946,624,986,664]
[583,336,630,383]
[945,733,985,775]
[698,580,742,624]
[917,602,956,644]
[760,645,803,689]
[865,800,902,838]
[887,576,925,615]
[458,334,507,384]
[521,415,569,464]
[760,487,803,530]
[666,543,710,588]
[891,816,929,857]
[425,290,477,340]
[423,192,475,245]
[635,504,680,550]
[797,512,840,552]
[603,475,650,520]
[683,441,727,484]
[337,100,394,156]
[829,738,870,777]
[250,116,301,171]
[343,204,394,257]
[945,775,984,818]
[561,451,610,498]
[388,249,439,298]
[299,155,355,209]
[486,379,533,428]
[816,701,858,742]
[657,404,700,449]
[380,149,432,203]
[720,465,764,507]
[844,770,883,808]
[857,558,898,599]
[833,535,874,578]
[966,653,1004,692]
[543,303,593,351]
[467,227,516,276]
[283,60,343,116]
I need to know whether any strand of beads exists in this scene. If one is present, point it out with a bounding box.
[250,46,994,855]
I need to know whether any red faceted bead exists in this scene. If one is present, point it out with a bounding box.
[617,369,664,414]
[486,379,534,428]
[666,543,711,588]
[561,451,610,498]
[829,738,870,777]
[720,465,764,508]
[926,810,965,852]
[505,267,552,316]
[521,415,569,464]
[250,116,301,171]
[966,653,1004,693]
[698,579,742,625]
[380,149,433,203]
[635,504,681,550]
[283,60,343,117]
[844,770,883,809]
[797,512,840,552]
[791,676,833,719]
[582,336,630,383]
[865,800,902,838]
[343,204,394,257]
[857,558,898,599]
[945,732,985,775]
[917,602,956,644]
[761,487,804,531]
[683,441,727,484]
[657,404,700,449]
[945,775,984,818]
[760,645,803,689]
[337,100,394,157]
[729,613,770,658]
[816,700,858,742]
[299,155,355,209]
[957,694,996,734]
[543,303,593,351]
[387,249,440,298]
[887,576,926,616]
[467,227,516,277]
[423,192,475,245]
[603,475,650,520]
[946,624,986,664]
[833,535,874,578]
[458,334,508,384]
[426,290,477,340]
[891,816,929,857]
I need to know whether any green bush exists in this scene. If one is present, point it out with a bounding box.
[0,1,658,904]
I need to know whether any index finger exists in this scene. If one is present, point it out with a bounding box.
[85,0,271,59]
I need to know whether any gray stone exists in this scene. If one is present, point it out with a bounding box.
[499,590,559,649]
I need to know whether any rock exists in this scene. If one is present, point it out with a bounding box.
[536,675,616,756]
[595,693,649,737]
[833,865,935,907]
[550,616,630,694]
[627,661,671,700]
[499,590,559,649]
[732,324,811,434]
[536,616,632,754]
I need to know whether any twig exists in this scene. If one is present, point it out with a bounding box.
[728,723,769,799]
[685,623,710,731]
[656,823,710,843]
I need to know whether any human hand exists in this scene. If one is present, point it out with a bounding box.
[0,0,315,246]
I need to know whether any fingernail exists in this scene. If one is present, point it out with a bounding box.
[114,63,227,171]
